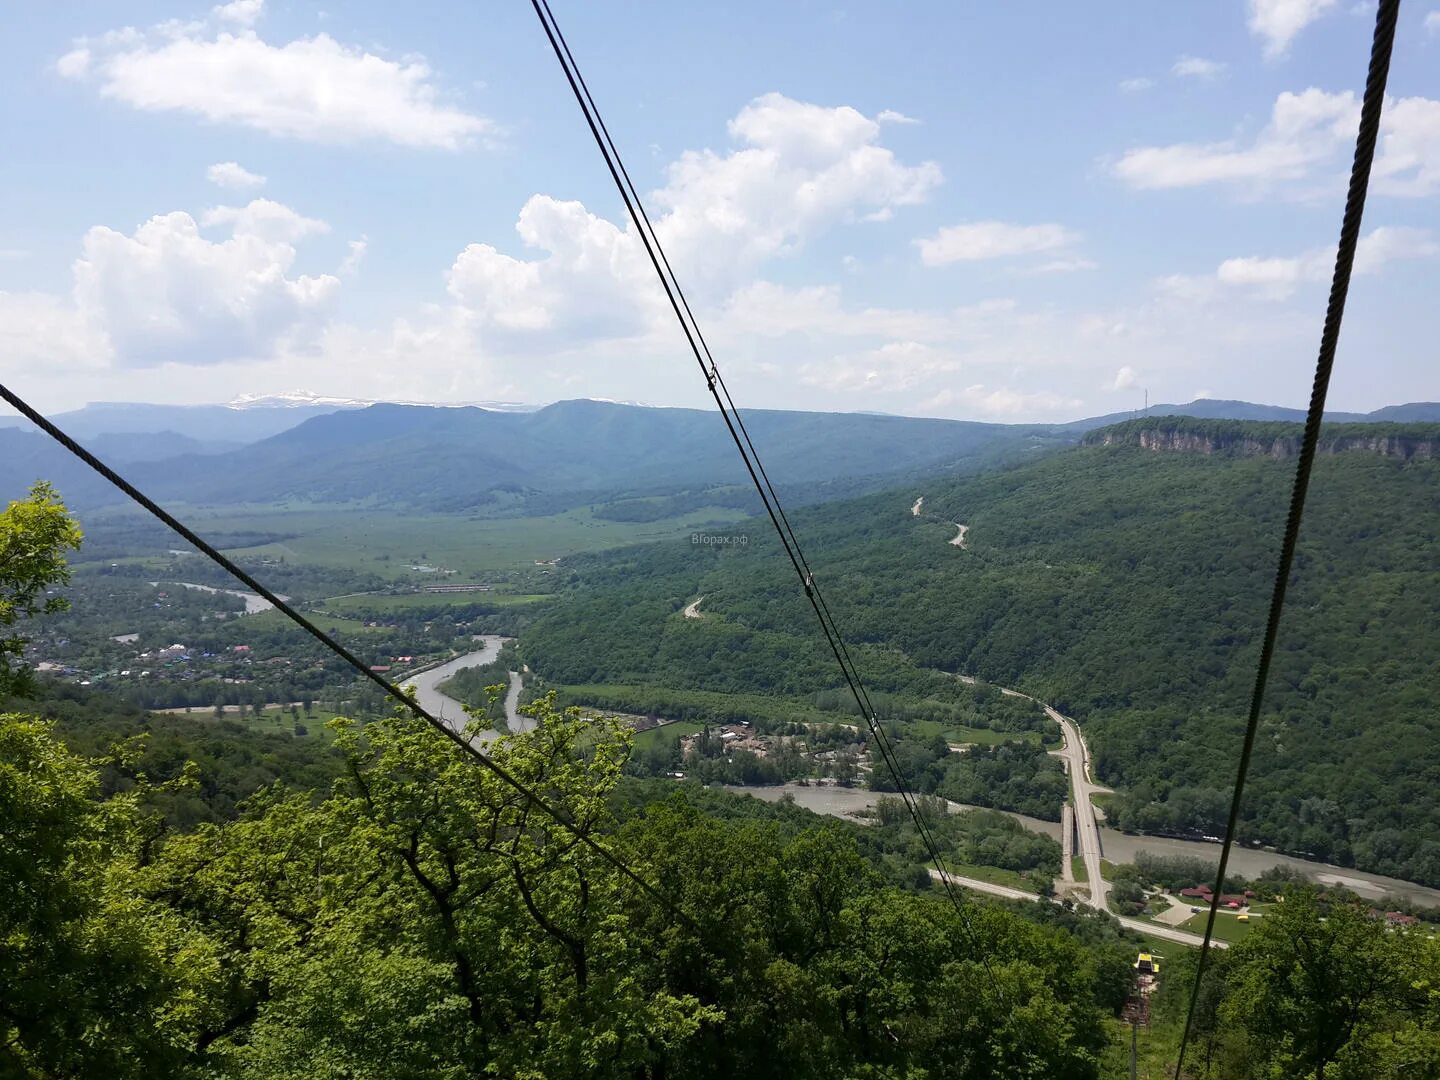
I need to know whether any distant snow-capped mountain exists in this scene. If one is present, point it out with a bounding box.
[225,389,541,412]
[226,390,373,410]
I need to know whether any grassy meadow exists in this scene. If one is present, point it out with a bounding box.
[75,502,751,579]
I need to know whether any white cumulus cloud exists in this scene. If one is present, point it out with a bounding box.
[1028,257,1099,274]
[1248,0,1340,57]
[1112,365,1140,390]
[207,161,266,189]
[55,48,91,79]
[75,202,339,365]
[0,198,344,373]
[1172,55,1227,79]
[0,291,110,372]
[447,195,658,346]
[653,94,941,278]
[339,238,367,276]
[916,221,1081,266]
[1372,96,1440,196]
[1114,87,1357,190]
[213,0,264,25]
[200,198,329,243]
[58,14,492,149]
[922,384,1083,418]
[801,341,962,393]
[1215,225,1436,298]
[444,94,942,349]
[1115,88,1440,196]
[1353,224,1440,271]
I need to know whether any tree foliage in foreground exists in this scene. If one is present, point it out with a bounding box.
[0,481,82,696]
[1154,889,1440,1079]
[2,698,1117,1079]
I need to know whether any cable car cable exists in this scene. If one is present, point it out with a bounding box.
[528,0,1001,981]
[1172,2,1400,1075]
[0,382,700,935]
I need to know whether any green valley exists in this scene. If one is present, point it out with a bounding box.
[520,421,1440,887]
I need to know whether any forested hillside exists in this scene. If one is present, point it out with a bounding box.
[1,399,1061,511]
[9,447,1440,1077]
[524,423,1440,886]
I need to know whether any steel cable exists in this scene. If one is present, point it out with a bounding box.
[0,382,700,934]
[527,0,1003,985]
[1172,2,1400,1075]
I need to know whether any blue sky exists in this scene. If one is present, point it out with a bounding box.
[2,0,1438,420]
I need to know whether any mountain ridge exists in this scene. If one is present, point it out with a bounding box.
[1084,416,1440,460]
[6,396,1440,511]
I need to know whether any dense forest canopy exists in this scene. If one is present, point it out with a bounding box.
[522,434,1440,886]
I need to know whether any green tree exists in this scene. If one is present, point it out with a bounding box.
[0,712,193,1076]
[123,697,718,1077]
[0,481,82,695]
[1219,890,1407,1078]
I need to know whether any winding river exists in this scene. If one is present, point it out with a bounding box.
[402,635,526,741]
[400,636,1440,908]
[722,782,1440,908]
[154,581,286,614]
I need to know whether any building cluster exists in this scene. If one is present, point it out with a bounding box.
[680,723,772,758]
[1370,908,1421,927]
[675,721,871,784]
[1178,884,1256,909]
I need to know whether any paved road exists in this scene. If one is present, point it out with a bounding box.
[933,869,1036,903]
[932,870,1227,950]
[979,675,1111,909]
[1047,705,1110,911]
[1117,913,1228,949]
[955,677,1235,943]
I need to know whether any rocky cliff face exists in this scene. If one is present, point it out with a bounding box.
[1087,426,1440,461]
